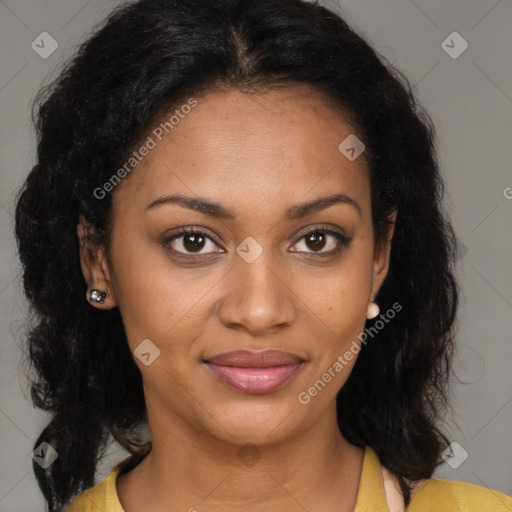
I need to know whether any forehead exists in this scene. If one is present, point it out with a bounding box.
[112,85,370,219]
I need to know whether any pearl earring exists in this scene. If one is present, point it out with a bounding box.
[367,302,380,319]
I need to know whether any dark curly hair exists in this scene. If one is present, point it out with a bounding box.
[14,0,459,510]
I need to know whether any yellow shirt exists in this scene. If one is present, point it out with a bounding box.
[62,446,512,511]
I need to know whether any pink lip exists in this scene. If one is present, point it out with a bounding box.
[203,349,305,394]
[205,349,304,367]
[205,362,303,394]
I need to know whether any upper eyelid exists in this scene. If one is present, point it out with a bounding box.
[164,227,224,248]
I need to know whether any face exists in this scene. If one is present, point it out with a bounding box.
[79,85,395,447]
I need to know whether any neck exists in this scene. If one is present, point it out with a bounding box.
[116,404,364,512]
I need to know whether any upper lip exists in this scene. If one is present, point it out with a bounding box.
[204,349,304,367]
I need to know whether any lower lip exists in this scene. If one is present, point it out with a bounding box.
[204,362,303,394]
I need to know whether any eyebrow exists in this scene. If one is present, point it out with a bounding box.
[145,192,362,220]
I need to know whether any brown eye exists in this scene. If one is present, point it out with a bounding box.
[290,228,352,255]
[163,228,223,256]
[181,232,206,253]
[304,232,327,251]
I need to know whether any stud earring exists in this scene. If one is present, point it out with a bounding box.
[89,288,108,304]
[367,302,380,319]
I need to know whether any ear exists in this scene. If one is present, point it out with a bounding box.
[77,215,117,310]
[369,210,397,304]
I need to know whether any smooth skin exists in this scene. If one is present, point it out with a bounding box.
[78,84,397,512]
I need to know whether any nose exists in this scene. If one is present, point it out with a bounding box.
[216,249,296,336]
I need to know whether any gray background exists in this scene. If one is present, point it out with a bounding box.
[1,0,511,510]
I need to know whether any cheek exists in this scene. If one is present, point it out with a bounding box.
[300,261,371,340]
[108,233,211,352]
[297,275,370,405]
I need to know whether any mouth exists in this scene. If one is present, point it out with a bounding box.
[203,349,305,394]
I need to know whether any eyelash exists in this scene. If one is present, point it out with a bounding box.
[162,225,352,259]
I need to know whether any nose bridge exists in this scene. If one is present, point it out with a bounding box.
[217,240,295,334]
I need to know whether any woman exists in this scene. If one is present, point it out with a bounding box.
[14,0,512,511]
